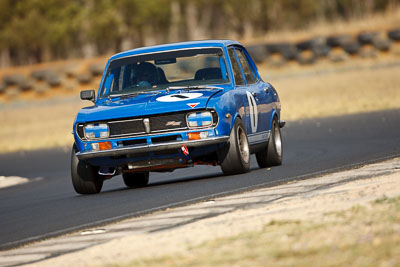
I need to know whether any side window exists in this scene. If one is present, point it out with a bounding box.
[228,49,245,86]
[236,49,256,84]
[243,50,260,81]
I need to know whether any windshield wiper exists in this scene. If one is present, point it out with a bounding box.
[107,91,160,100]
[167,85,223,91]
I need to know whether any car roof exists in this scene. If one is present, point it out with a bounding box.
[110,40,242,61]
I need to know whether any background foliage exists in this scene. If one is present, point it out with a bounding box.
[0,0,398,66]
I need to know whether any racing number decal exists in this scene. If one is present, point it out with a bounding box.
[246,91,258,133]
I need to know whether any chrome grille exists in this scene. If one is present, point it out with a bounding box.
[77,112,189,140]
[109,119,145,137]
[149,113,187,132]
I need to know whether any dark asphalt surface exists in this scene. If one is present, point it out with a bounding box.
[1,109,400,250]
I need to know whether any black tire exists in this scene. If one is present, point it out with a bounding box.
[343,42,361,55]
[247,45,268,63]
[46,73,62,87]
[296,39,314,50]
[122,172,149,188]
[19,79,33,91]
[358,32,378,44]
[297,37,330,57]
[218,118,250,175]
[2,74,27,86]
[0,82,6,94]
[266,43,298,60]
[71,145,103,194]
[31,69,52,81]
[3,74,34,92]
[89,63,105,76]
[313,44,331,57]
[326,34,352,48]
[63,65,79,78]
[265,43,283,54]
[256,118,282,168]
[388,28,400,41]
[76,72,93,84]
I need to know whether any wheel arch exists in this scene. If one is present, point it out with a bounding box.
[228,111,248,136]
[268,109,280,130]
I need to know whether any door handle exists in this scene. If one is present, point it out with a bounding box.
[252,92,257,97]
[264,88,269,94]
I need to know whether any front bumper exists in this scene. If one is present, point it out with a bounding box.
[76,136,229,160]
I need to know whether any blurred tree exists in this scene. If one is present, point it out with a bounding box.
[0,0,398,67]
[116,0,172,47]
[0,0,15,66]
[3,0,49,64]
[86,0,124,55]
[45,0,83,59]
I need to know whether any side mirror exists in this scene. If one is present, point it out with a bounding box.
[80,90,95,103]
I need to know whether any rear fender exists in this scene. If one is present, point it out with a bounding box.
[269,109,279,130]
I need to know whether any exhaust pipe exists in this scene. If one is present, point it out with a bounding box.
[98,167,116,176]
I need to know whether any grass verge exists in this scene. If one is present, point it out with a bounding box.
[0,99,86,153]
[116,196,400,267]
[264,59,400,121]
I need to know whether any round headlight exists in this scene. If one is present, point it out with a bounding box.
[84,123,109,139]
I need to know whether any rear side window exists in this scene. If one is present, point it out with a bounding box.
[236,49,256,84]
[228,49,245,86]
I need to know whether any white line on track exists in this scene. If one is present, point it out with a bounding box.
[0,176,30,189]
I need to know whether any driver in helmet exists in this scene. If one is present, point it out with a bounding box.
[136,62,158,87]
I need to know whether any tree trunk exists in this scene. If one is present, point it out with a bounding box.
[169,0,181,42]
[198,3,213,39]
[82,43,97,58]
[185,2,203,40]
[0,48,11,68]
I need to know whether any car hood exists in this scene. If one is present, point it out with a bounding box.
[77,89,223,122]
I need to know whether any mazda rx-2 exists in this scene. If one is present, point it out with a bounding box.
[72,40,285,194]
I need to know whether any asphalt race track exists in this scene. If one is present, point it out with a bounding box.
[1,109,400,250]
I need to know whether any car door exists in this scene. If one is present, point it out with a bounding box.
[233,47,271,144]
[227,47,253,133]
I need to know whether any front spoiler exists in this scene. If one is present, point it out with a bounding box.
[76,136,229,160]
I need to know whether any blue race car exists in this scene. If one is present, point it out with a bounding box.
[72,40,285,194]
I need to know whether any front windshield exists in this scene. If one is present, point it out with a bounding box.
[100,48,230,98]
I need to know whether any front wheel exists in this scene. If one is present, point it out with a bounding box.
[122,172,150,188]
[218,118,250,175]
[256,118,283,168]
[71,145,103,194]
